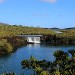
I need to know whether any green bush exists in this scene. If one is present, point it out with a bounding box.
[0,39,13,54]
[21,49,75,75]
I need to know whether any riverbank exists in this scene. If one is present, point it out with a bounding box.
[41,34,75,45]
[0,35,75,56]
[0,36,27,56]
[0,24,75,56]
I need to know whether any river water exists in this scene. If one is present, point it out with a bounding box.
[0,44,75,74]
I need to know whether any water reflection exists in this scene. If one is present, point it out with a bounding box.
[27,44,40,48]
[0,44,75,74]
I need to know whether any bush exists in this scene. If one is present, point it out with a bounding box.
[0,39,13,54]
[21,49,75,75]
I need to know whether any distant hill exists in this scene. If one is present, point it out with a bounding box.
[0,22,75,38]
[0,22,10,25]
[50,28,60,30]
[50,27,75,30]
[64,27,75,30]
[0,23,55,37]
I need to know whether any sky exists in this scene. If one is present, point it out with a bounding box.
[0,0,75,28]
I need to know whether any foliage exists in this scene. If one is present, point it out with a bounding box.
[0,23,75,45]
[1,72,24,75]
[0,36,27,55]
[1,72,16,75]
[0,24,55,37]
[7,36,27,50]
[21,49,75,75]
[41,34,75,45]
[59,29,75,38]
[68,49,75,59]
[0,39,13,55]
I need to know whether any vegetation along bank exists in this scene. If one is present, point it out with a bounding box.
[0,23,75,55]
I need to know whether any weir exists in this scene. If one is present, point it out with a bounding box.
[17,35,42,43]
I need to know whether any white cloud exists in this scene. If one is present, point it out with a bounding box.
[41,0,57,3]
[0,0,4,3]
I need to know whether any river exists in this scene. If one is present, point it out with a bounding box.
[0,44,75,75]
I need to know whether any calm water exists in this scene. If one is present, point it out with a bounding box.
[0,44,75,74]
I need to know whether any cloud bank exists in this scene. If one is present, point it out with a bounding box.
[41,0,57,3]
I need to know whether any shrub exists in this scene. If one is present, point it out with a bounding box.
[0,39,13,54]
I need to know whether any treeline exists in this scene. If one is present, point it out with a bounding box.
[41,34,75,45]
[0,23,75,44]
[0,23,55,55]
[21,49,75,75]
[0,23,75,38]
[0,24,55,37]
[0,23,75,55]
[41,27,75,45]
[58,29,75,38]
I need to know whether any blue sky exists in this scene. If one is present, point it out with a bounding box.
[0,0,75,28]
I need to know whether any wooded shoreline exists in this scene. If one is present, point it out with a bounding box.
[0,24,75,55]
